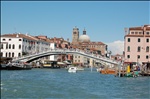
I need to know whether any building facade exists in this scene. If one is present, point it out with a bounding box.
[71,27,107,66]
[48,37,73,62]
[0,33,50,58]
[124,25,150,64]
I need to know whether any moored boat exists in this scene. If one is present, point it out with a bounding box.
[100,69,116,74]
[6,61,32,70]
[68,67,77,73]
[42,60,60,69]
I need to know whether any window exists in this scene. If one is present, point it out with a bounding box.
[6,44,8,49]
[137,55,140,59]
[18,53,21,57]
[9,44,11,49]
[19,44,21,49]
[78,60,80,62]
[12,44,15,49]
[131,32,134,34]
[127,55,130,59]
[78,56,80,58]
[135,32,138,34]
[146,55,149,59]
[19,39,22,41]
[146,39,149,42]
[0,44,3,49]
[128,38,130,42]
[3,39,5,41]
[12,53,14,57]
[146,32,149,35]
[9,52,11,57]
[6,53,7,57]
[146,46,149,52]
[138,38,140,42]
[9,39,11,41]
[127,46,130,52]
[137,46,141,52]
[139,32,142,34]
[75,60,77,62]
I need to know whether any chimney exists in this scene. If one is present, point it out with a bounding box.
[16,34,19,37]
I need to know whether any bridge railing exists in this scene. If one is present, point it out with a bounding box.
[13,48,119,64]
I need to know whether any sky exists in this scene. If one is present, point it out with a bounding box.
[1,1,150,55]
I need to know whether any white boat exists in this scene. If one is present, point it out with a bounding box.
[96,68,102,72]
[68,67,77,73]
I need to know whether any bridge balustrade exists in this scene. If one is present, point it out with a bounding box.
[12,48,119,65]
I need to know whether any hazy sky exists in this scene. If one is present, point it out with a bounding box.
[1,1,149,54]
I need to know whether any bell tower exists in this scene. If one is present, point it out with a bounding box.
[72,26,79,45]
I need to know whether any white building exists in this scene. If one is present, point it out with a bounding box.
[0,33,50,58]
[50,43,58,61]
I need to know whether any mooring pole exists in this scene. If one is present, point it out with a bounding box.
[118,62,121,77]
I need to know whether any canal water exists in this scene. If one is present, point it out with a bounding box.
[1,68,150,99]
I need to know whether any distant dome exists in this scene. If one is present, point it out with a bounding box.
[79,35,90,42]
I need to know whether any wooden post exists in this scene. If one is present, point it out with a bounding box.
[118,62,121,77]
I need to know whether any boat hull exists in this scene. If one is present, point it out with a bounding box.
[6,65,32,70]
[68,67,77,73]
[100,69,116,74]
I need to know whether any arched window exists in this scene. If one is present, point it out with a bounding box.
[6,53,7,57]
[137,55,140,59]
[127,55,130,59]
[146,55,149,59]
[12,52,14,57]
[127,46,130,52]
[9,44,11,49]
[18,53,21,57]
[9,52,11,57]
[137,46,141,52]
[146,46,149,52]
[1,44,3,49]
[127,38,130,42]
[12,44,15,49]
[146,39,149,42]
[19,44,21,49]
[138,38,140,42]
[6,44,8,49]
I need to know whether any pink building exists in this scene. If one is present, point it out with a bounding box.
[124,25,150,64]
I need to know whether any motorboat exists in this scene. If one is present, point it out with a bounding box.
[6,61,32,70]
[68,67,77,73]
[100,69,116,74]
[96,68,102,72]
[42,60,60,69]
